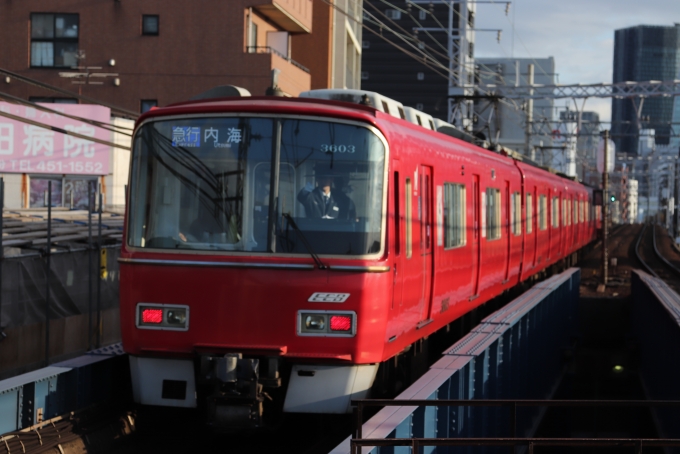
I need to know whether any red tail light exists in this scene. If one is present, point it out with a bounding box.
[330,315,352,331]
[142,309,163,324]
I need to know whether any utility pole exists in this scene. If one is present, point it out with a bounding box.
[524,63,534,158]
[602,130,609,287]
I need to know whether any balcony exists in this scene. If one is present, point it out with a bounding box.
[253,0,312,33]
[246,46,309,73]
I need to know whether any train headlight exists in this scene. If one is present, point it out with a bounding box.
[167,309,187,325]
[305,315,326,330]
[298,311,356,337]
[137,303,189,331]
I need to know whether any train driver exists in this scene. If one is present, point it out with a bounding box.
[297,173,357,221]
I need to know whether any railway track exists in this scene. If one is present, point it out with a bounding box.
[635,223,680,292]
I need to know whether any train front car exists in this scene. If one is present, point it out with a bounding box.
[120,98,390,429]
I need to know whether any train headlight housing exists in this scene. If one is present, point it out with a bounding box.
[298,311,356,337]
[137,303,189,331]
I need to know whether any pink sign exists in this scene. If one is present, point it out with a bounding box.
[0,102,111,175]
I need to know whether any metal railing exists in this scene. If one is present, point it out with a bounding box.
[245,46,310,73]
[352,399,680,454]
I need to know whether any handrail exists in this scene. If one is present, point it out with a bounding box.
[352,399,680,450]
[245,46,310,73]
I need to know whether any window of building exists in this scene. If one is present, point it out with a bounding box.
[361,71,369,80]
[142,15,159,35]
[552,196,559,228]
[417,72,425,81]
[30,13,79,68]
[419,10,427,20]
[248,22,258,51]
[486,188,501,240]
[512,192,521,235]
[140,99,158,113]
[539,194,547,230]
[406,178,412,259]
[362,40,370,49]
[29,97,77,104]
[526,193,533,234]
[416,103,424,110]
[444,183,466,248]
[385,9,401,19]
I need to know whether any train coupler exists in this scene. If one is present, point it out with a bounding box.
[200,353,266,430]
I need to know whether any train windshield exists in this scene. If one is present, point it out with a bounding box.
[128,117,386,256]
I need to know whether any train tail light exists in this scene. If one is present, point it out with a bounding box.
[330,315,352,332]
[137,304,189,330]
[142,308,163,324]
[298,311,356,337]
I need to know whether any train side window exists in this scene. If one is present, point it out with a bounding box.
[485,188,501,240]
[573,198,578,225]
[512,192,521,236]
[526,193,533,234]
[539,195,547,230]
[444,182,466,248]
[552,196,560,228]
[406,178,412,259]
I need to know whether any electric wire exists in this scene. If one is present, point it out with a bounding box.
[0,90,133,137]
[0,67,139,119]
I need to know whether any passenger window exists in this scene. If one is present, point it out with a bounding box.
[539,194,547,231]
[444,182,466,248]
[526,193,533,234]
[511,192,521,236]
[552,197,560,228]
[486,188,501,240]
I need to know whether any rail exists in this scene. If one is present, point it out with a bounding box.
[245,46,310,73]
[635,223,680,281]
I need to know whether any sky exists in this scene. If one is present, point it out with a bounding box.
[473,0,679,123]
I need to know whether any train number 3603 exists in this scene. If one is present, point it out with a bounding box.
[320,144,356,153]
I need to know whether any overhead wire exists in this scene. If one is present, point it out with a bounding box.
[0,91,133,137]
[0,67,140,119]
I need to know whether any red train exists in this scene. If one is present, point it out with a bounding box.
[119,88,597,428]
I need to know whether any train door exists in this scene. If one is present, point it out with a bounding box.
[471,175,481,299]
[504,181,510,283]
[532,186,538,268]
[392,168,403,310]
[418,165,434,324]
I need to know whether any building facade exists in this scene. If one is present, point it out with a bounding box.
[612,24,680,155]
[0,0,359,209]
[360,0,473,124]
[475,58,555,157]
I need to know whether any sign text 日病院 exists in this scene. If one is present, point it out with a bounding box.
[0,102,111,175]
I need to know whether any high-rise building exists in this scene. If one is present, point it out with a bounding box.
[360,0,475,126]
[612,24,680,155]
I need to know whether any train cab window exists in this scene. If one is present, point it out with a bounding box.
[127,117,386,256]
[552,197,560,228]
[444,183,466,248]
[511,192,521,236]
[485,188,501,240]
[406,178,412,258]
[539,195,547,230]
[526,193,533,234]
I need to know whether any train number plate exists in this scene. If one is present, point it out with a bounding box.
[308,293,350,303]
